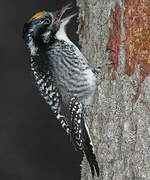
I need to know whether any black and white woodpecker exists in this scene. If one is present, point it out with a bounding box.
[23,4,100,177]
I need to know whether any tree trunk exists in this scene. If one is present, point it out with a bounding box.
[76,0,150,179]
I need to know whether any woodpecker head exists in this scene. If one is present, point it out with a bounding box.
[23,4,76,56]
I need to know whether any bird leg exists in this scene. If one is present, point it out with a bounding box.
[93,49,115,74]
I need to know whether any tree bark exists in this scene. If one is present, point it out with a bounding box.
[76,0,150,180]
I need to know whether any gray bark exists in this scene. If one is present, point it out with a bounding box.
[76,0,150,180]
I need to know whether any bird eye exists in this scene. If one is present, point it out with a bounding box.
[43,18,51,25]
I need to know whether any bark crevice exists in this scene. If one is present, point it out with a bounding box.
[76,0,150,180]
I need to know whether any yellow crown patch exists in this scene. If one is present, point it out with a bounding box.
[29,11,44,21]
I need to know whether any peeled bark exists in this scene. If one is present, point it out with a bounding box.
[76,0,150,179]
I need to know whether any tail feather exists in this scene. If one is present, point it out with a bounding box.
[81,119,99,177]
[70,97,99,177]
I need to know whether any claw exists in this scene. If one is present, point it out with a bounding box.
[93,49,116,74]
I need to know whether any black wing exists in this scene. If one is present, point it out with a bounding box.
[30,55,71,135]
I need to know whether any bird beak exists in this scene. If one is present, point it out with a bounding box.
[54,3,76,24]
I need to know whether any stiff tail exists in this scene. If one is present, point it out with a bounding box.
[81,119,99,177]
[70,97,99,177]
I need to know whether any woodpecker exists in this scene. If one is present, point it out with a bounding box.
[23,4,99,177]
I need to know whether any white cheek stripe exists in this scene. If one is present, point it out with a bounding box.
[55,19,72,43]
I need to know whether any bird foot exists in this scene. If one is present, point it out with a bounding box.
[93,49,115,74]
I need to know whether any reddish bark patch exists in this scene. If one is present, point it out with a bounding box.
[123,0,150,83]
[106,4,121,80]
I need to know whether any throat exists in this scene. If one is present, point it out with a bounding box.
[55,26,71,43]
